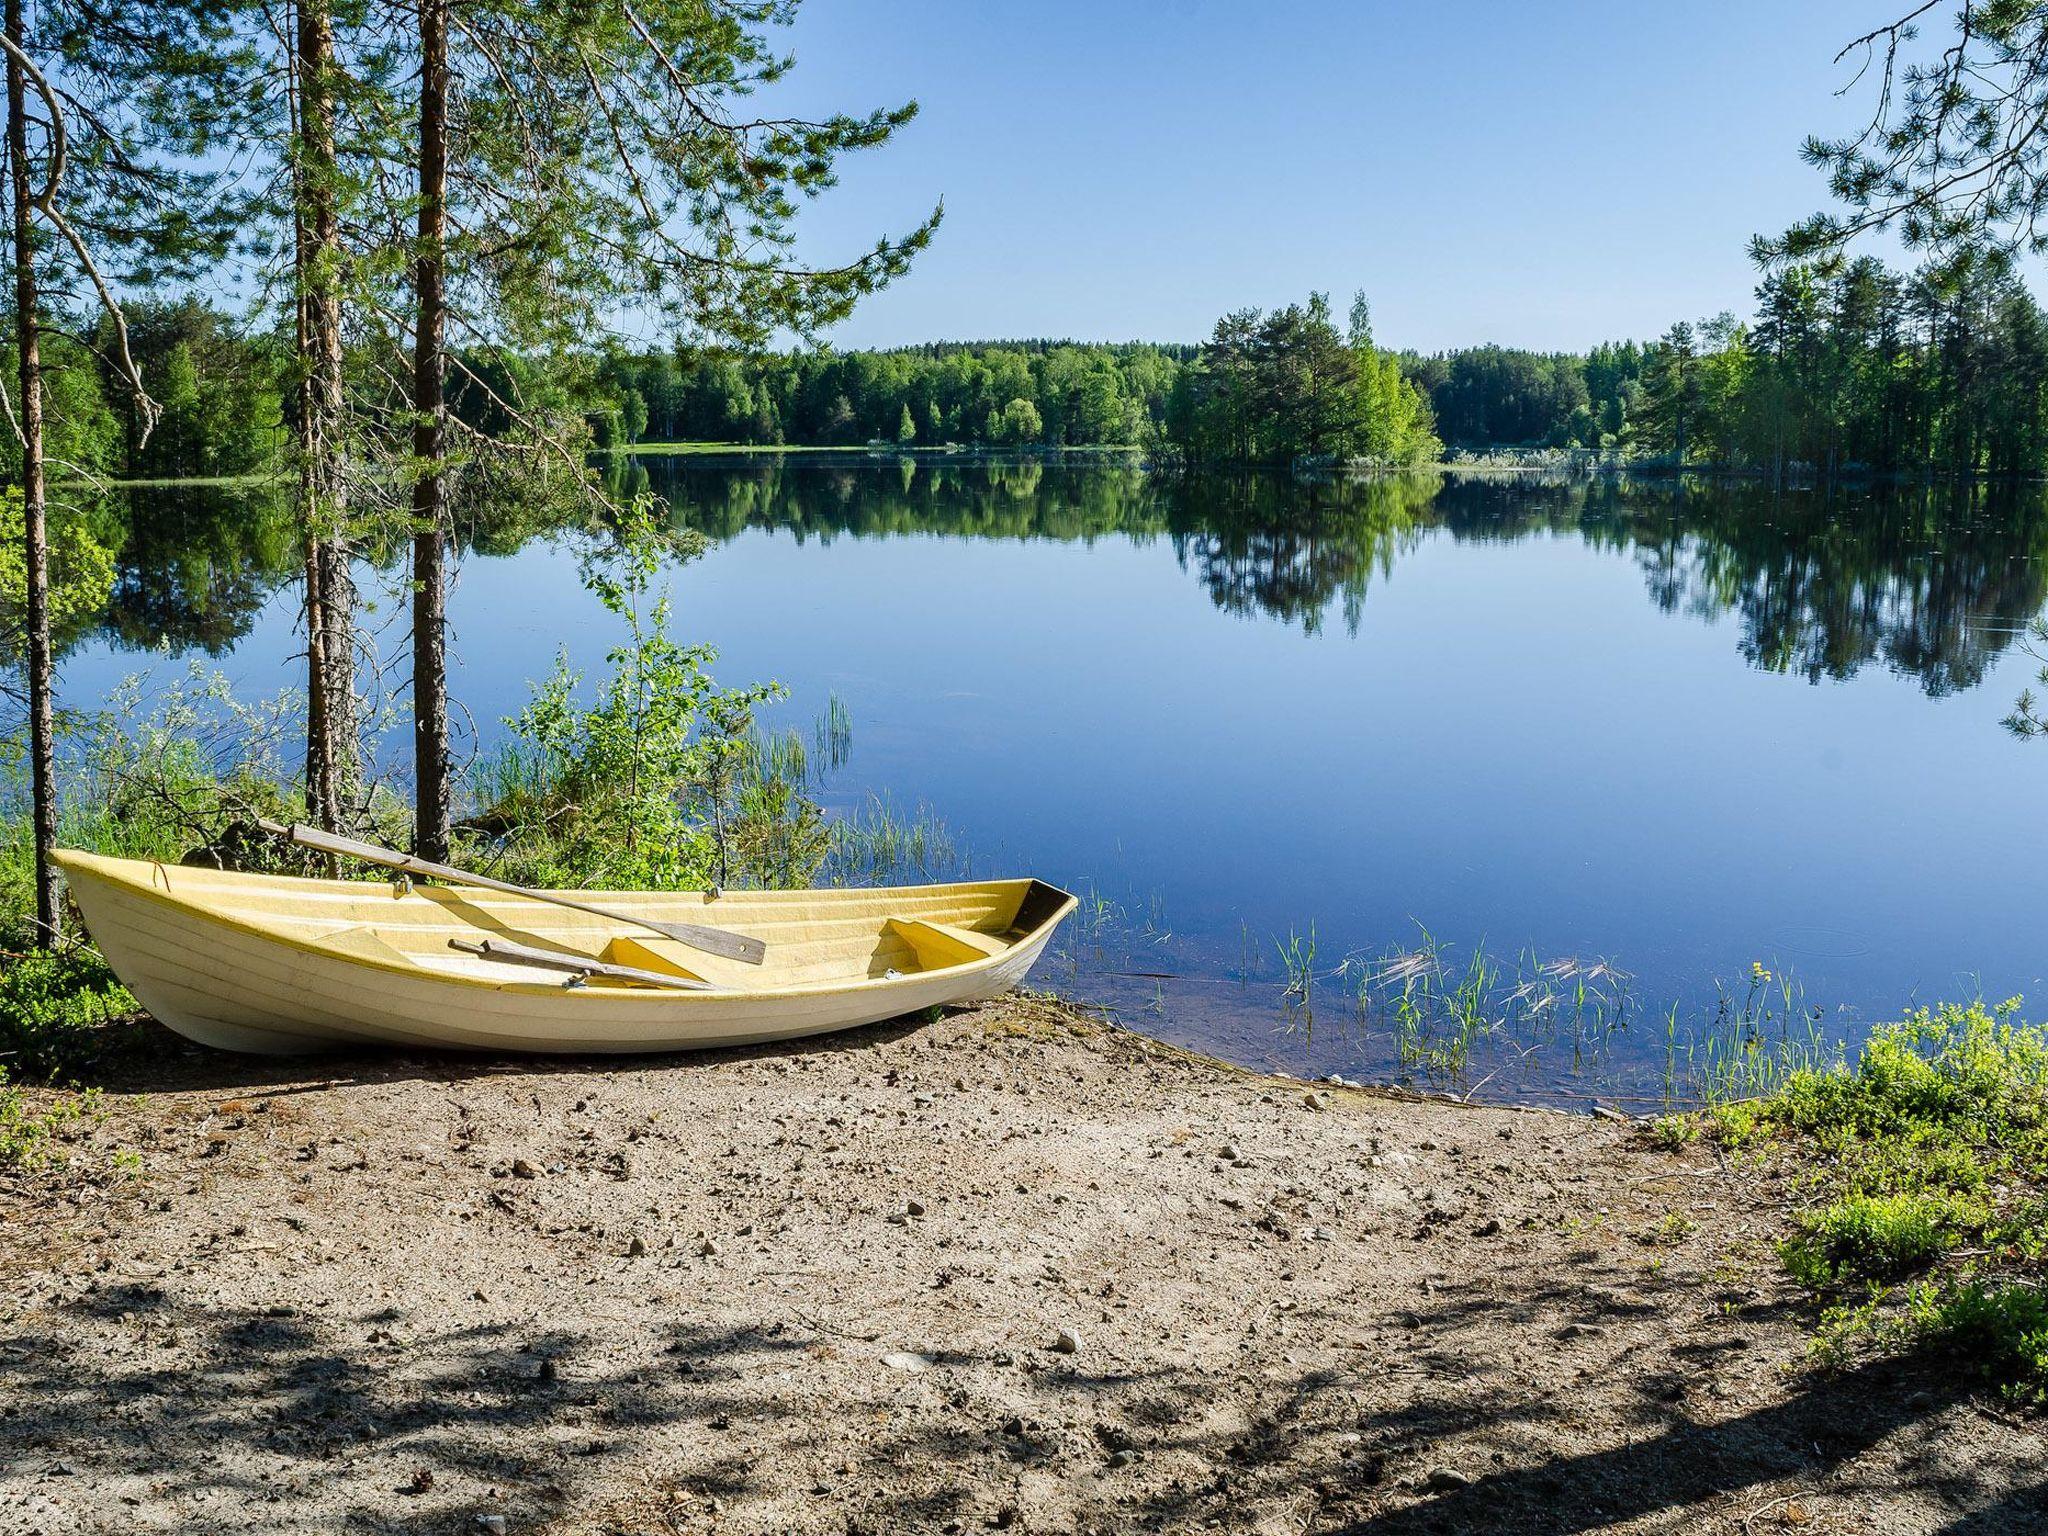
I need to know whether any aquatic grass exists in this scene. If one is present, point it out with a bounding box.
[821,794,962,887]
[1276,926,1317,1006]
[1662,961,1843,1107]
[1330,928,1636,1090]
[1246,921,1870,1107]
[1049,882,1183,989]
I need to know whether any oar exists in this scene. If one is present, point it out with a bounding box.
[257,820,767,965]
[448,936,716,991]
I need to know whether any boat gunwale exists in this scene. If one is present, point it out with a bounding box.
[54,851,1079,1004]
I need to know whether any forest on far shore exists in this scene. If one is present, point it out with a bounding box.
[33,250,2048,482]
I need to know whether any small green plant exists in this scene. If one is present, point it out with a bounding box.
[1276,926,1317,1007]
[1782,1191,1965,1287]
[1639,1211,1697,1247]
[1650,1114,1697,1150]
[0,1066,100,1172]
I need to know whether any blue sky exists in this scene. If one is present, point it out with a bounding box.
[737,0,1901,353]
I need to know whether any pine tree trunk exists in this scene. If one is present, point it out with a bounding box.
[411,0,450,861]
[295,0,355,832]
[7,0,56,945]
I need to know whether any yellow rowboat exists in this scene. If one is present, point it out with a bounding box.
[54,850,1077,1056]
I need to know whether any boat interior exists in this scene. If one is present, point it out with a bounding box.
[133,861,1077,993]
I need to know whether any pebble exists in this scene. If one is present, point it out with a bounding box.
[474,1518,507,1534]
[510,1160,537,1180]
[882,1351,932,1372]
[1051,1327,1080,1355]
[1423,1467,1471,1492]
[1220,1144,1242,1162]
[697,1238,720,1257]
[626,1235,646,1257]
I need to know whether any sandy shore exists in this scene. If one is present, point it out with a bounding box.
[1,997,2040,1534]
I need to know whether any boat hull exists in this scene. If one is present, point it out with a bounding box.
[56,852,1074,1056]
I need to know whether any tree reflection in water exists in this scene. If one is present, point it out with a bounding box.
[81,460,2048,699]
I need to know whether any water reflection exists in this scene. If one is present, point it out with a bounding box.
[52,460,2048,1102]
[79,461,2048,700]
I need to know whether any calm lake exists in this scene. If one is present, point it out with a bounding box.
[61,458,2048,1106]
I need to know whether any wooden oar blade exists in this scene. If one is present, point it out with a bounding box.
[646,919,766,965]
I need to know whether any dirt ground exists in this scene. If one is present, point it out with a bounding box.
[1,997,2042,1535]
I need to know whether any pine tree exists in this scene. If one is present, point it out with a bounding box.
[1,0,230,939]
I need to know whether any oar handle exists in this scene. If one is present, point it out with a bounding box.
[264,820,423,872]
[262,819,523,894]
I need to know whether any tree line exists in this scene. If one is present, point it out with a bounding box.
[1407,255,2048,478]
[37,249,2048,482]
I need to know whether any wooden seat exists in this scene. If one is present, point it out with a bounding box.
[884,918,1009,972]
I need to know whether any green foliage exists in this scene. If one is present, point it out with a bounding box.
[69,252,2048,477]
[1164,292,1441,466]
[1735,998,2048,1400]
[1782,1192,1967,1288]
[0,949,135,1075]
[1760,2,2048,273]
[0,487,118,649]
[1906,1282,2048,1405]
[593,339,1176,450]
[997,397,1043,446]
[2005,617,2048,739]
[0,333,125,484]
[477,501,826,892]
[0,1065,102,1172]
[110,299,283,480]
[1407,343,1604,450]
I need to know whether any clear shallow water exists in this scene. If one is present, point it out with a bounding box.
[62,461,2048,1104]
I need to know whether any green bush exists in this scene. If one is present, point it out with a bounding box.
[474,503,831,893]
[1910,1282,2048,1405]
[1782,1191,1966,1288]
[0,947,136,1072]
[1738,999,2048,1399]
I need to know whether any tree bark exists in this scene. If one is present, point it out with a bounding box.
[411,0,450,860]
[6,0,56,945]
[295,0,355,832]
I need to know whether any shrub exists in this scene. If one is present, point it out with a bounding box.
[0,947,136,1073]
[1911,1282,2048,1405]
[1740,998,2048,1399]
[475,503,831,893]
[1781,1192,1965,1288]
